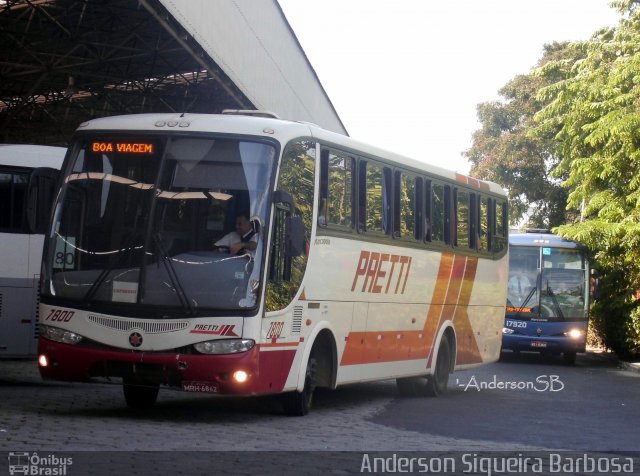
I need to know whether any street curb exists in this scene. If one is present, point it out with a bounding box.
[585,350,640,375]
[618,360,640,375]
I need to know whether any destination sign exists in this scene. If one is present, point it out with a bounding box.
[506,306,532,313]
[91,142,154,154]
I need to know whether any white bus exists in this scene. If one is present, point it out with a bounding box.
[0,145,65,358]
[34,112,508,414]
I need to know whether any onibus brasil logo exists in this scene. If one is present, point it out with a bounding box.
[8,452,72,475]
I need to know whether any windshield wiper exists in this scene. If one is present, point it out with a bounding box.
[152,233,196,315]
[546,281,565,321]
[82,231,140,304]
[515,285,538,320]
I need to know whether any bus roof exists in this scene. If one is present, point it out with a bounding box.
[0,144,66,169]
[76,113,506,196]
[510,232,585,250]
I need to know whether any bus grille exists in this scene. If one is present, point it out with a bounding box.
[87,315,189,334]
[291,305,303,334]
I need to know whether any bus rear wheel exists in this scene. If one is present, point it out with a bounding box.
[425,336,451,397]
[282,356,317,416]
[123,378,160,409]
[396,336,452,397]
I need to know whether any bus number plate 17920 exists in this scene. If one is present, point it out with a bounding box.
[182,381,219,393]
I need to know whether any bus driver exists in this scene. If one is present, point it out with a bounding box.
[213,213,258,256]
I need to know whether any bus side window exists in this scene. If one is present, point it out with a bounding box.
[423,179,432,242]
[454,188,470,249]
[359,161,391,235]
[469,192,477,250]
[319,149,354,228]
[492,199,507,252]
[431,182,445,243]
[414,177,423,241]
[478,196,489,252]
[393,171,418,240]
[0,168,29,233]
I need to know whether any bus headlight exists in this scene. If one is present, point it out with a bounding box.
[194,339,255,354]
[564,329,584,339]
[40,324,83,345]
[502,327,515,334]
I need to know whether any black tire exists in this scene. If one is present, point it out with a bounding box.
[123,378,159,409]
[563,352,577,365]
[282,356,317,416]
[425,336,451,397]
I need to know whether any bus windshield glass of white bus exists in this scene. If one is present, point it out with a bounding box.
[43,136,276,314]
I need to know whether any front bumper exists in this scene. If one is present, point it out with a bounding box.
[501,334,586,354]
[38,337,296,395]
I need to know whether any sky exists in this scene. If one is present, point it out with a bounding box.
[277,0,622,175]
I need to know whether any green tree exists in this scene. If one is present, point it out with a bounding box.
[534,0,640,357]
[465,43,582,229]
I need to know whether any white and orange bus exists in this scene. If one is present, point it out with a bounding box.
[34,112,508,415]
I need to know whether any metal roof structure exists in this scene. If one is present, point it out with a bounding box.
[0,0,347,146]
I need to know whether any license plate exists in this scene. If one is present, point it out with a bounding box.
[182,381,219,393]
[531,341,547,348]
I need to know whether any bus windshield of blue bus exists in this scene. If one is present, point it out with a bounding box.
[507,246,587,321]
[42,135,277,315]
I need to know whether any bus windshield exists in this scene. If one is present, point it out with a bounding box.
[43,135,276,315]
[507,246,587,321]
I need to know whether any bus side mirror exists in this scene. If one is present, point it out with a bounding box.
[26,167,60,234]
[273,190,306,258]
[273,190,295,211]
[285,216,305,258]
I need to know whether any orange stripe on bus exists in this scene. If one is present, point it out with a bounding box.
[426,253,467,367]
[453,256,483,365]
[340,253,454,366]
[259,342,300,348]
[422,252,455,363]
[455,173,468,184]
[340,330,430,364]
[455,172,490,192]
[338,252,484,368]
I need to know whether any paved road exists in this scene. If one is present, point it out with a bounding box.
[373,352,640,452]
[0,353,638,475]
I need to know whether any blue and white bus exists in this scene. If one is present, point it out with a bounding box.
[502,231,590,364]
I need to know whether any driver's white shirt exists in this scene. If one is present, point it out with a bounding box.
[215,231,258,256]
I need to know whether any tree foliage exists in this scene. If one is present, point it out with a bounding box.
[466,1,640,355]
[533,0,640,356]
[465,43,582,229]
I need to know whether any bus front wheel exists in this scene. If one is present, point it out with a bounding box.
[123,378,160,409]
[282,356,317,416]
